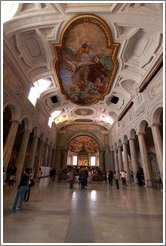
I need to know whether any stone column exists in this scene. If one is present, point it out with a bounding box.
[48,146,53,167]
[55,148,62,171]
[123,142,130,182]
[3,120,19,171]
[36,139,44,170]
[28,135,38,169]
[43,144,49,166]
[52,148,57,168]
[138,132,152,187]
[110,150,115,171]
[61,149,68,169]
[15,129,31,182]
[117,145,123,171]
[100,150,106,173]
[151,123,163,182]
[129,138,139,183]
[99,150,103,170]
[114,149,119,171]
[105,148,110,173]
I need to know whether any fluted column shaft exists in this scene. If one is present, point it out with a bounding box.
[123,142,130,181]
[118,146,123,171]
[129,138,139,183]
[28,135,38,169]
[151,124,163,182]
[138,133,152,186]
[3,120,19,171]
[15,129,30,182]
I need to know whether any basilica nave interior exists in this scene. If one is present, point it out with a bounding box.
[2,2,164,244]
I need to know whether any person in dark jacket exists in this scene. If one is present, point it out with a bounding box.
[11,168,29,211]
[108,170,114,186]
[24,169,35,202]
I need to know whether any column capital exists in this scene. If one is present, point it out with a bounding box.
[129,137,136,141]
[151,123,162,127]
[137,131,146,136]
[123,141,128,145]
[23,128,31,133]
[10,119,20,125]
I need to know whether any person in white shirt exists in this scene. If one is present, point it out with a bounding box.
[120,170,126,187]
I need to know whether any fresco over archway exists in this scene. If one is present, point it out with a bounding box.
[68,136,99,153]
[53,14,119,105]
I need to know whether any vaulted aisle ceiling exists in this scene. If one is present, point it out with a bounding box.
[3,2,163,132]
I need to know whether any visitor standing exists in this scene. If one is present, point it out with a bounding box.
[114,171,119,189]
[11,168,29,211]
[68,168,74,189]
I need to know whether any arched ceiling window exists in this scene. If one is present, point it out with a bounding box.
[2,2,19,23]
[28,79,51,106]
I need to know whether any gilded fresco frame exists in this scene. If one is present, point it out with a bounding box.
[53,14,120,106]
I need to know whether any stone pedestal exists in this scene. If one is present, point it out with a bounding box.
[3,120,19,171]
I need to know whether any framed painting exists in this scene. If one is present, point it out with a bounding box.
[53,14,120,105]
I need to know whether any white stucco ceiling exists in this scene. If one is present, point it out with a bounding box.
[3,2,163,131]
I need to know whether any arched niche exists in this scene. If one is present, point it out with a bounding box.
[67,135,100,167]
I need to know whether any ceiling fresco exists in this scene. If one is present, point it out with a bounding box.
[68,136,99,153]
[53,14,119,106]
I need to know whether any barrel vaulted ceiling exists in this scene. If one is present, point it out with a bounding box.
[3,2,163,132]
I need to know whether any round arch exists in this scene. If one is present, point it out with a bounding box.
[150,106,163,125]
[138,119,150,133]
[3,102,21,122]
[65,130,102,151]
[20,116,32,131]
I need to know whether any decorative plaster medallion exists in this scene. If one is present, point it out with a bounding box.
[53,14,119,105]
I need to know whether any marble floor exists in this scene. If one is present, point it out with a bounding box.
[3,178,163,244]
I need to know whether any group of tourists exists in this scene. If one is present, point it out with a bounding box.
[108,170,128,189]
[67,167,89,189]
[9,165,145,212]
